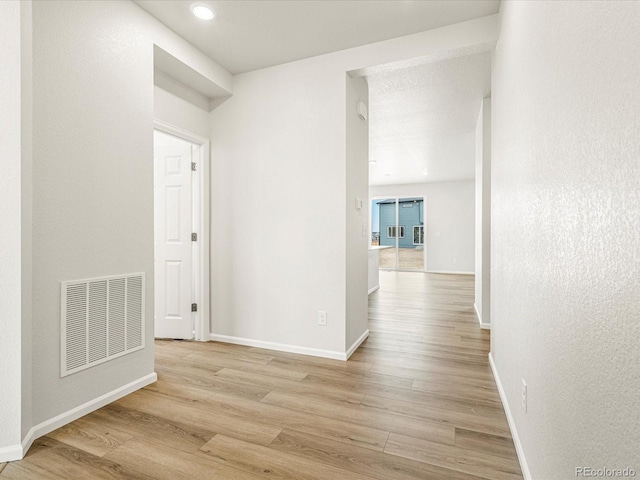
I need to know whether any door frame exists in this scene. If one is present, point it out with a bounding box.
[153,119,211,342]
[370,195,427,272]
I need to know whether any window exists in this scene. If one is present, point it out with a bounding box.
[387,226,405,238]
[413,225,424,245]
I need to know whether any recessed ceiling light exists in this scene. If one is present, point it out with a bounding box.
[191,3,215,20]
[384,173,391,177]
[369,160,377,165]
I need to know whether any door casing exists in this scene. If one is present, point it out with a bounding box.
[153,119,210,341]
[370,195,427,272]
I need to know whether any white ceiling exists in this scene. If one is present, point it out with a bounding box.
[368,52,491,186]
[133,0,499,75]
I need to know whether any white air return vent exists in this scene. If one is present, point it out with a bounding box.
[61,273,145,377]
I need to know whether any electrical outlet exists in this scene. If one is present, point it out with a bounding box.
[521,379,528,413]
[318,310,327,326]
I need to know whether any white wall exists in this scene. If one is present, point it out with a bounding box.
[370,181,475,273]
[154,85,211,139]
[20,0,33,441]
[0,0,24,457]
[367,250,379,293]
[345,75,369,351]
[492,1,640,478]
[474,97,491,326]
[209,59,349,355]
[30,0,155,427]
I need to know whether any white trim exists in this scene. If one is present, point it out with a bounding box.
[19,372,157,460]
[210,334,349,361]
[412,225,424,246]
[474,302,491,330]
[395,200,400,253]
[385,225,405,239]
[153,119,208,150]
[386,225,405,239]
[489,353,531,480]
[426,270,475,275]
[346,329,369,359]
[153,120,210,342]
[0,444,23,463]
[368,285,380,295]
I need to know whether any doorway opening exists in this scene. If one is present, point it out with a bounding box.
[153,120,210,341]
[371,196,426,271]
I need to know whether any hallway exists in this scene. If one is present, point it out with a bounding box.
[1,272,521,480]
[358,271,521,478]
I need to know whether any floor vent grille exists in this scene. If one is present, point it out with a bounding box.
[61,273,145,377]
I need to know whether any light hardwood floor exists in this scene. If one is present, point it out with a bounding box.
[1,271,522,480]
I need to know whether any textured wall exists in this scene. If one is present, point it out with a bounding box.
[20,0,33,440]
[31,0,155,426]
[209,60,348,354]
[345,74,369,350]
[474,98,491,325]
[153,85,211,139]
[0,0,24,453]
[492,1,640,478]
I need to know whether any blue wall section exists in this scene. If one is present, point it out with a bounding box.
[379,200,424,248]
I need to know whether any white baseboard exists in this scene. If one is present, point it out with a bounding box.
[368,285,379,295]
[426,270,475,275]
[210,334,349,361]
[474,303,491,330]
[0,444,23,463]
[489,353,531,480]
[19,372,157,460]
[346,329,369,360]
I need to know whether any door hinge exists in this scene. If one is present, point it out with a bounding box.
[191,162,197,172]
[191,232,198,241]
[191,303,198,312]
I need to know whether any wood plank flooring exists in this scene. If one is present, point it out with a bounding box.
[1,271,522,479]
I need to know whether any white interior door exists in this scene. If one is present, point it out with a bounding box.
[154,131,194,339]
